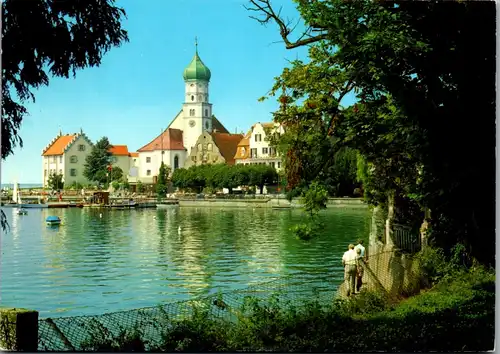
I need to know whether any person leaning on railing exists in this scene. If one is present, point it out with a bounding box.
[342,244,357,296]
[354,239,367,293]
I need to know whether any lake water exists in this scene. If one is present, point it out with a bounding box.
[0,206,370,318]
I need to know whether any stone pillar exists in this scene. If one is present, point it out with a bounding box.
[0,308,39,351]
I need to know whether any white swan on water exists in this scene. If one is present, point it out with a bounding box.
[99,213,102,218]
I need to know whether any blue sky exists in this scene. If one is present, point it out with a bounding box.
[2,0,352,184]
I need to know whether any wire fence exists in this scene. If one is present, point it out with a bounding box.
[37,248,423,351]
[37,272,340,351]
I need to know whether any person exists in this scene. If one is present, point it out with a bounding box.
[355,247,364,293]
[342,244,357,296]
[354,239,366,259]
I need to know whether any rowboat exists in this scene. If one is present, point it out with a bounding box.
[46,216,62,226]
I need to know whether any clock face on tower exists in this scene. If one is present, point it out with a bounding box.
[189,120,196,127]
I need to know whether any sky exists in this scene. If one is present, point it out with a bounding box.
[1,0,353,184]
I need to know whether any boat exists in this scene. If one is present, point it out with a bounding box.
[46,216,62,226]
[17,208,28,215]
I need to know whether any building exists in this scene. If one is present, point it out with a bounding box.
[235,122,284,170]
[185,131,243,168]
[109,145,139,182]
[136,128,186,184]
[135,41,229,184]
[41,130,93,187]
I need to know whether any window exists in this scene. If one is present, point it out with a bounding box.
[59,156,62,163]
[204,94,208,101]
[262,147,268,154]
[270,162,276,168]
[191,95,194,101]
[269,147,276,156]
[59,169,62,174]
[197,143,202,151]
[174,155,179,169]
[52,156,57,163]
[70,155,78,163]
[146,170,151,176]
[205,121,209,130]
[277,162,281,168]
[146,157,151,163]
[204,109,208,117]
[241,147,246,156]
[78,144,85,151]
[255,134,262,142]
[250,148,257,158]
[44,169,47,177]
[192,156,197,162]
[207,143,213,151]
[190,109,195,116]
[70,169,77,176]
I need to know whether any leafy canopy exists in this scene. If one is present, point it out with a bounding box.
[247,0,495,264]
[84,137,113,184]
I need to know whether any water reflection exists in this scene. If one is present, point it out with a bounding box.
[0,206,369,317]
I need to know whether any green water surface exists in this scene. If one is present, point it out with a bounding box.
[0,206,370,317]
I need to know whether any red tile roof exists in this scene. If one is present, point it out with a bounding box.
[234,130,251,160]
[212,116,229,134]
[211,132,243,165]
[42,134,77,156]
[129,152,139,157]
[137,128,185,152]
[109,145,129,156]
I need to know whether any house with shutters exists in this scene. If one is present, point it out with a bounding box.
[41,130,94,187]
[234,122,284,170]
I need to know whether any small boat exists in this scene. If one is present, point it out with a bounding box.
[17,208,28,215]
[46,216,62,226]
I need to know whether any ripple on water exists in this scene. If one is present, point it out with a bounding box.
[0,207,369,317]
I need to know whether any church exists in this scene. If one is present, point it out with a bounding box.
[133,42,237,185]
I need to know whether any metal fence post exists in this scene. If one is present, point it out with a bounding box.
[0,308,39,351]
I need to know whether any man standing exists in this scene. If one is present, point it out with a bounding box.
[354,239,367,293]
[342,244,357,296]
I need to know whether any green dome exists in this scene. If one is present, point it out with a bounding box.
[183,51,211,82]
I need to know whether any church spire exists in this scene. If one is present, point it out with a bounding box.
[195,36,198,54]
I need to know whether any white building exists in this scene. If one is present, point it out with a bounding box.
[41,130,94,187]
[135,42,229,184]
[234,122,284,170]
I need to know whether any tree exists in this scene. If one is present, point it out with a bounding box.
[84,137,113,184]
[110,166,124,182]
[156,162,171,198]
[247,0,495,265]
[2,0,128,159]
[47,172,64,190]
[1,0,128,232]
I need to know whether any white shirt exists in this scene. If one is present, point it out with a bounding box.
[355,244,365,257]
[342,249,357,266]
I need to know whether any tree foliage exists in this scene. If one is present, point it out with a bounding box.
[1,0,128,160]
[47,172,64,190]
[171,164,278,194]
[110,166,124,182]
[248,0,495,264]
[84,137,113,184]
[156,162,171,198]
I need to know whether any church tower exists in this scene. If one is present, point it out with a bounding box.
[182,38,213,152]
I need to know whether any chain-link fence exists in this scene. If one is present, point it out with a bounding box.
[37,272,340,351]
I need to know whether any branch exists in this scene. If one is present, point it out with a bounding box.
[245,0,328,49]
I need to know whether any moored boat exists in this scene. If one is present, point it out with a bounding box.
[17,208,28,215]
[45,216,61,226]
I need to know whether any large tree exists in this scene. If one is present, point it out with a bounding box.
[84,137,113,184]
[1,0,128,230]
[247,0,495,264]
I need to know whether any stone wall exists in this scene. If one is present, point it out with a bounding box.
[179,198,368,209]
